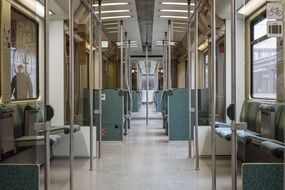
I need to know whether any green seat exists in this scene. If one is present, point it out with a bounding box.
[260,141,285,159]
[0,164,39,190]
[15,135,61,147]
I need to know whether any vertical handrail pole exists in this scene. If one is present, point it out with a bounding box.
[68,0,75,188]
[120,21,124,90]
[168,20,172,89]
[98,0,103,159]
[124,32,128,134]
[44,0,50,189]
[146,44,149,125]
[194,1,200,170]
[187,0,192,159]
[231,0,237,189]
[89,0,94,170]
[211,0,217,188]
[128,41,133,116]
[164,32,168,89]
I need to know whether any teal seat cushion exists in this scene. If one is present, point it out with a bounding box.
[215,122,230,128]
[0,104,14,114]
[215,127,232,141]
[260,141,285,159]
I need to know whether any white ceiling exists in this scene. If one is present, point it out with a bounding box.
[49,0,196,56]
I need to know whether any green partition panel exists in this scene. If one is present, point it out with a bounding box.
[155,90,163,112]
[131,90,141,112]
[0,164,39,190]
[83,89,124,141]
[242,163,284,190]
[168,89,195,141]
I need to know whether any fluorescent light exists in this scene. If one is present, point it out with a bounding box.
[95,10,131,14]
[160,9,190,13]
[237,0,266,16]
[36,1,53,18]
[160,2,195,6]
[174,26,186,29]
[93,2,130,7]
[198,39,208,51]
[102,15,132,20]
[159,15,188,19]
[174,29,185,33]
[103,22,118,26]
[174,21,188,25]
[105,27,118,30]
[107,31,118,34]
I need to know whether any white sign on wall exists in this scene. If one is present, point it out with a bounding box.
[267,21,283,37]
[266,3,283,19]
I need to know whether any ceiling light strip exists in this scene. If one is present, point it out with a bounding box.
[93,2,130,7]
[95,10,131,14]
[159,15,188,19]
[102,15,132,20]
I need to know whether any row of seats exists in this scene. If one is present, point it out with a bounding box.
[0,102,80,163]
[215,101,284,162]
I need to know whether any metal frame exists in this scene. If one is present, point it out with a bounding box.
[125,32,129,133]
[44,0,50,189]
[231,0,238,189]
[89,0,94,171]
[98,0,103,159]
[168,20,172,89]
[187,0,192,159]
[146,44,149,125]
[211,0,217,189]
[194,2,200,170]
[68,0,75,188]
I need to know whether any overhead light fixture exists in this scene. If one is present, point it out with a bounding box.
[105,27,118,30]
[174,21,188,25]
[198,39,208,51]
[103,22,118,26]
[107,31,118,34]
[159,9,190,13]
[102,15,132,20]
[237,0,266,16]
[174,26,186,29]
[93,2,130,7]
[174,29,185,33]
[159,15,188,19]
[95,10,131,14]
[36,1,54,17]
[160,2,195,6]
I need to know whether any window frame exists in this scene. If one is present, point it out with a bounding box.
[250,11,277,100]
[10,6,40,101]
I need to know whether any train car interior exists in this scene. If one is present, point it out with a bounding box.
[0,0,284,189]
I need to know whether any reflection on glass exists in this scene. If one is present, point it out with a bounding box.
[10,8,38,100]
[253,18,267,40]
[204,53,208,88]
[252,38,277,99]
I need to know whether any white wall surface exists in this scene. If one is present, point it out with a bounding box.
[49,20,65,125]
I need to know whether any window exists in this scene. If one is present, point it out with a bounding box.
[204,53,209,88]
[251,13,277,99]
[10,8,39,101]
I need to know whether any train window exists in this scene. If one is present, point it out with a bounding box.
[204,53,209,88]
[10,8,39,101]
[251,14,277,99]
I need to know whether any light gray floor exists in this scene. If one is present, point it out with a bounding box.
[41,105,241,190]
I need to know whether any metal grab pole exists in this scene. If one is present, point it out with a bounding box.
[211,0,217,188]
[163,32,168,90]
[44,0,50,189]
[128,41,133,118]
[194,2,200,170]
[89,0,94,171]
[168,20,172,89]
[68,0,75,188]
[120,21,124,90]
[231,0,237,189]
[146,44,149,125]
[124,32,128,134]
[98,0,103,159]
[187,0,192,159]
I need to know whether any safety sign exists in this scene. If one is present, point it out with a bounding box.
[267,21,283,37]
[266,3,283,19]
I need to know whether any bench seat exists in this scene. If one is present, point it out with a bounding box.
[15,135,61,147]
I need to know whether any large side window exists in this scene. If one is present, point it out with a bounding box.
[10,8,39,101]
[251,13,277,99]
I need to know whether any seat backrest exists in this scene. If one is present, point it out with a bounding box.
[240,101,260,132]
[276,105,285,142]
[9,104,24,139]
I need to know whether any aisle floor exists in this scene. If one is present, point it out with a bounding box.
[41,105,241,190]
